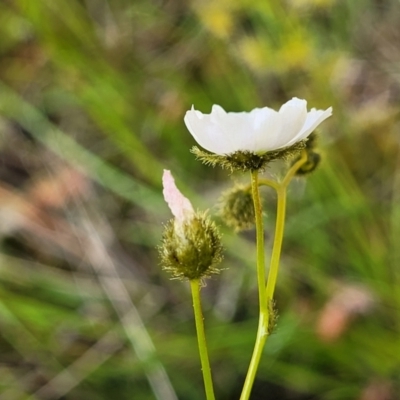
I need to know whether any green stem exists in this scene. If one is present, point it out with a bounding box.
[190,279,215,400]
[240,170,269,400]
[251,170,267,315]
[265,186,286,301]
[258,178,280,191]
[265,151,307,305]
[283,152,308,187]
[266,151,307,302]
[239,312,268,400]
[240,153,308,400]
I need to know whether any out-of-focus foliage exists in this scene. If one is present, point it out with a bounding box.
[0,0,400,399]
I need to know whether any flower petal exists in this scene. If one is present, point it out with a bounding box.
[184,106,231,154]
[285,107,333,146]
[209,105,248,153]
[162,170,194,222]
[219,111,252,153]
[249,107,282,152]
[272,98,308,149]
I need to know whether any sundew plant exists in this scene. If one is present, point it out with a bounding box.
[159,98,332,400]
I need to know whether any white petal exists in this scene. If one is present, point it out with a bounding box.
[184,106,232,154]
[220,111,253,153]
[209,106,259,153]
[162,170,194,222]
[248,107,282,152]
[207,106,241,152]
[210,104,226,120]
[271,98,308,149]
[285,107,333,146]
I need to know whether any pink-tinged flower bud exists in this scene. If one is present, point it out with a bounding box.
[162,170,194,224]
[159,170,223,281]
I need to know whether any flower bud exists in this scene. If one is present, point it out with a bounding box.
[219,185,256,231]
[160,212,223,281]
[295,151,321,175]
[294,133,322,175]
[159,170,223,281]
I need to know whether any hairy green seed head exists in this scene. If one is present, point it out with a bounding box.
[159,212,224,281]
[294,133,322,175]
[296,151,322,175]
[219,185,256,232]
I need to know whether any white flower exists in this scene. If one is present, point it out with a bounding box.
[184,97,332,155]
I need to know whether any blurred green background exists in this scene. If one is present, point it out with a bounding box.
[0,0,399,399]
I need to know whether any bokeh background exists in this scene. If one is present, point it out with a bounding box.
[0,0,399,399]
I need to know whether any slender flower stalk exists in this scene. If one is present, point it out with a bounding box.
[265,186,286,303]
[190,279,216,400]
[159,170,223,400]
[266,152,308,301]
[240,170,269,400]
[251,171,267,316]
[282,152,309,186]
[241,152,308,400]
